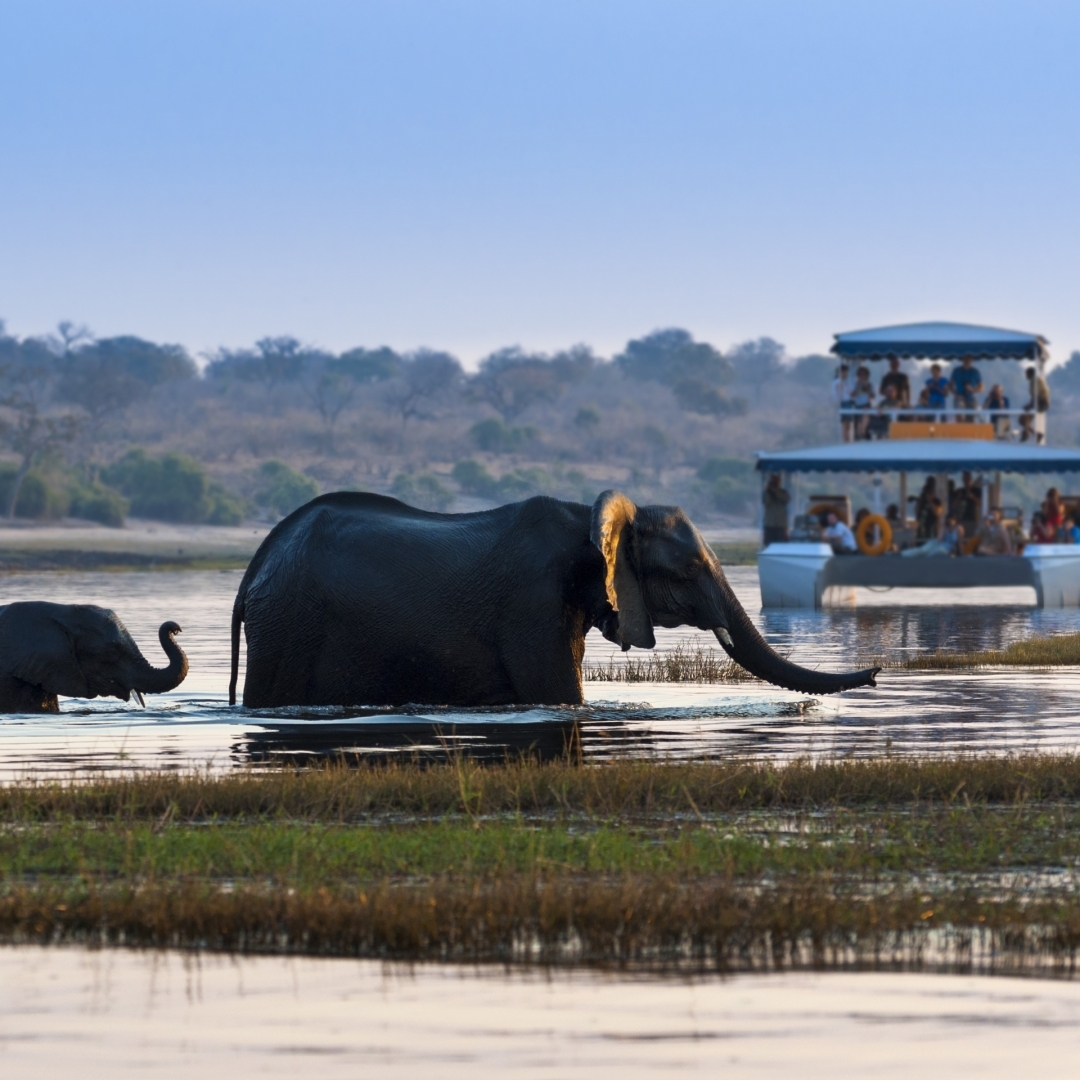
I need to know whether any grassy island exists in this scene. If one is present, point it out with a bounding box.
[4,755,1080,974]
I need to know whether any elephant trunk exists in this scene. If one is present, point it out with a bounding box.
[704,565,879,695]
[131,621,189,694]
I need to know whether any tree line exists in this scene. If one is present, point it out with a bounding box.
[0,318,863,526]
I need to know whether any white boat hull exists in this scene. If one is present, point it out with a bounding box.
[757,543,1080,608]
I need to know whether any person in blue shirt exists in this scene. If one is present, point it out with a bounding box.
[924,364,950,414]
[1064,516,1080,545]
[950,355,983,419]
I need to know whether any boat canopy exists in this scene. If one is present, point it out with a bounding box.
[831,321,1048,362]
[755,439,1080,475]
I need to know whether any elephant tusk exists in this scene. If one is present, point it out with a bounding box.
[715,627,734,649]
[133,689,146,708]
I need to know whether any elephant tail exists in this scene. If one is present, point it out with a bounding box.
[229,593,243,705]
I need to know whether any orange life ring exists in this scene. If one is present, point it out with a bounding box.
[855,513,892,556]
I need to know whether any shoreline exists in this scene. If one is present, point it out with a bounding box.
[0,519,269,573]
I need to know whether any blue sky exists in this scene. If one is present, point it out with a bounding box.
[1,0,1077,365]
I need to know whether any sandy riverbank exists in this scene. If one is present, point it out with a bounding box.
[0,519,270,571]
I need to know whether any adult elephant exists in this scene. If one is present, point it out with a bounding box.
[0,603,189,713]
[230,491,877,708]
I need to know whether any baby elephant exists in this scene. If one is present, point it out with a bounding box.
[0,602,188,713]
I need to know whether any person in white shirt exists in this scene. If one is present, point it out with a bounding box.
[822,511,857,554]
[831,363,854,442]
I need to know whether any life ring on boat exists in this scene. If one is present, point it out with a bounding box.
[855,513,892,556]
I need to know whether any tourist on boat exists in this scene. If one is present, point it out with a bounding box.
[1029,510,1056,545]
[822,511,858,554]
[1021,366,1051,444]
[901,519,954,557]
[913,386,934,419]
[879,357,911,408]
[850,366,875,439]
[832,362,854,442]
[950,355,983,419]
[762,473,791,544]
[941,515,965,556]
[977,509,1014,555]
[984,384,1010,437]
[953,472,983,537]
[868,384,900,438]
[1044,488,1065,534]
[1064,516,1080,545]
[924,364,950,416]
[914,477,943,540]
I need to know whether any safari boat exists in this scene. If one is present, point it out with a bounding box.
[755,321,1080,609]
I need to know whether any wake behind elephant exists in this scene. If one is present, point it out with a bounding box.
[0,602,188,713]
[230,491,877,708]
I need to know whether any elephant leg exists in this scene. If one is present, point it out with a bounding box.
[500,625,588,706]
[0,676,59,714]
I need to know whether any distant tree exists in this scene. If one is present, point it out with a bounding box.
[0,360,78,519]
[51,320,93,355]
[468,417,535,453]
[334,346,400,383]
[470,348,565,421]
[253,460,319,517]
[789,353,837,387]
[615,329,733,387]
[204,336,306,389]
[302,347,401,452]
[694,456,756,514]
[387,350,463,424]
[54,336,196,468]
[391,471,453,511]
[574,405,601,430]
[102,448,245,524]
[1049,352,1080,398]
[727,337,786,400]
[672,378,747,417]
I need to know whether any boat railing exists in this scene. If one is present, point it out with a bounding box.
[837,406,1044,441]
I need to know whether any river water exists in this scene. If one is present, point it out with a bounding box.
[1,568,1079,775]
[3,945,1080,1078]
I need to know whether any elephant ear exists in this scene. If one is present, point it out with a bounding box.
[590,490,655,651]
[6,612,91,699]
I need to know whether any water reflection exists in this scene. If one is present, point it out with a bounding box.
[237,716,584,766]
[1,567,1080,776]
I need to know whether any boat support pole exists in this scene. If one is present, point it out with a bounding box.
[899,472,907,526]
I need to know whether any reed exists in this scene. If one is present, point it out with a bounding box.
[900,632,1080,669]
[585,642,754,683]
[4,876,1080,972]
[6,754,1080,821]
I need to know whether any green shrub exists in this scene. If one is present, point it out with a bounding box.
[205,483,247,525]
[69,483,128,527]
[452,460,572,504]
[102,448,246,524]
[694,457,757,515]
[0,466,68,520]
[468,418,535,453]
[452,459,500,499]
[391,472,453,512]
[253,460,319,517]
